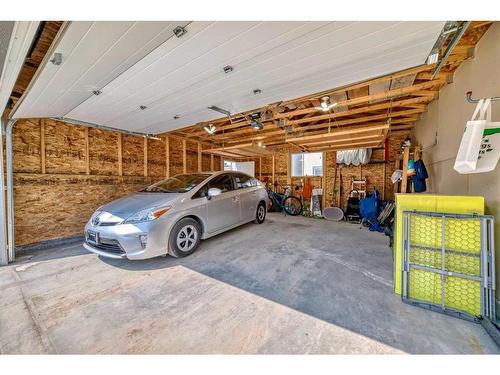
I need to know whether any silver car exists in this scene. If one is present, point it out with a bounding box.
[83,171,269,260]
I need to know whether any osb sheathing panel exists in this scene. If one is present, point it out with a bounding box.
[323,151,336,207]
[168,137,183,176]
[213,155,222,171]
[260,156,273,181]
[44,119,87,174]
[13,119,41,173]
[122,134,144,176]
[88,128,118,175]
[147,137,166,178]
[14,174,150,246]
[202,154,211,171]
[186,140,199,173]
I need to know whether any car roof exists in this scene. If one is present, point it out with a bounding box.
[171,170,253,178]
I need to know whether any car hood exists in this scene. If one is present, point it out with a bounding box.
[99,192,182,220]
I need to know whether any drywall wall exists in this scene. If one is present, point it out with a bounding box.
[12,118,222,246]
[412,22,500,313]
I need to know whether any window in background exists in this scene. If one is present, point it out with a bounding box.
[291,152,323,176]
[224,160,236,171]
[223,160,255,176]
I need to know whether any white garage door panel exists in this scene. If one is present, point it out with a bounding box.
[13,21,445,135]
[68,21,263,123]
[49,21,185,116]
[69,21,317,125]
[100,22,353,127]
[65,21,216,121]
[22,22,136,117]
[109,23,442,132]
[14,21,189,118]
[14,21,95,118]
[99,22,398,129]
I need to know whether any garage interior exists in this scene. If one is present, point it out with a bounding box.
[0,20,499,354]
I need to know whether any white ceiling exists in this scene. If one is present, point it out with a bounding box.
[13,21,445,134]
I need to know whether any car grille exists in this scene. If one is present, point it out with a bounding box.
[85,236,125,255]
[97,222,120,227]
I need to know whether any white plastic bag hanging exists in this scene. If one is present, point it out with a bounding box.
[454,99,500,174]
[336,148,372,166]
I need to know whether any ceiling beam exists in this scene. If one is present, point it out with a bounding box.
[307,140,384,152]
[191,96,431,137]
[286,123,389,143]
[212,107,424,141]
[274,79,444,119]
[294,134,386,147]
[229,118,417,145]
[279,64,438,107]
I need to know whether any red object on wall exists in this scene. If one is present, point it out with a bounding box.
[302,177,313,200]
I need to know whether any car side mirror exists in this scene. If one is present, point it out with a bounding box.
[207,187,222,200]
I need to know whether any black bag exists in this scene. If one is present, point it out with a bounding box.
[344,190,361,223]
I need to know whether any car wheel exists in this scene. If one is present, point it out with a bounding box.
[168,218,201,258]
[254,202,266,224]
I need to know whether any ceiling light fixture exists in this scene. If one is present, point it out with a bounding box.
[173,26,187,38]
[315,96,338,112]
[249,112,263,130]
[204,124,216,135]
[251,119,263,130]
[223,65,233,74]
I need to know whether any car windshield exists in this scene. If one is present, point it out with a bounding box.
[140,174,210,193]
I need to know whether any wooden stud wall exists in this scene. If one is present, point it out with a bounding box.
[11,119,220,247]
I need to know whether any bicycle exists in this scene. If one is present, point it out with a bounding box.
[266,183,303,216]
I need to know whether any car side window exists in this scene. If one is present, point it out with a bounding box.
[234,173,253,189]
[210,174,234,193]
[192,174,234,199]
[192,183,209,199]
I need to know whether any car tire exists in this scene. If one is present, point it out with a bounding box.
[168,218,201,258]
[254,202,266,224]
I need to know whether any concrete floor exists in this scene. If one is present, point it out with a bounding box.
[0,213,498,354]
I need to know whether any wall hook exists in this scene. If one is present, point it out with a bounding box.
[466,91,500,104]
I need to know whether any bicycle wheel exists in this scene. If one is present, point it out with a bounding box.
[283,196,303,216]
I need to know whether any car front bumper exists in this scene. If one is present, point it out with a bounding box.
[83,216,176,260]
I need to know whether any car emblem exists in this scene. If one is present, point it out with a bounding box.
[92,215,100,226]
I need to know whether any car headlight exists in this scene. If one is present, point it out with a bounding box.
[122,206,172,224]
